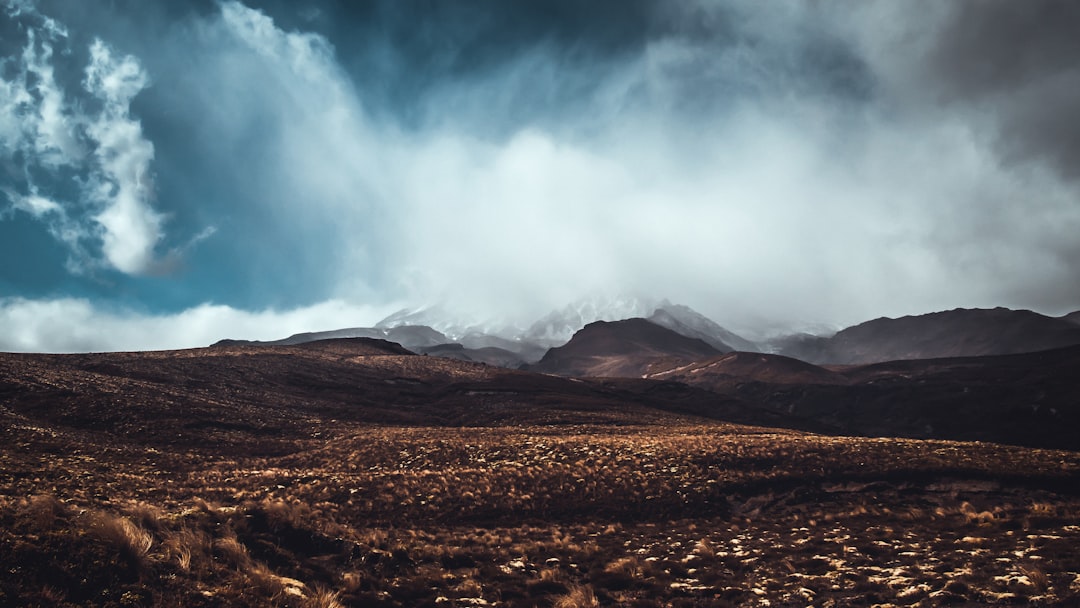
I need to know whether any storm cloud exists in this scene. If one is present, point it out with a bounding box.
[1,0,1079,351]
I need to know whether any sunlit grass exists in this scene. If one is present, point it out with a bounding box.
[2,422,1079,606]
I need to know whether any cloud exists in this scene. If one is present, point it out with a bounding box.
[4,189,61,217]
[112,0,1078,329]
[0,297,397,353]
[0,5,169,275]
[844,0,1080,181]
[83,38,163,274]
[4,0,1080,352]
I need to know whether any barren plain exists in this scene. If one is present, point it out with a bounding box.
[2,340,1079,606]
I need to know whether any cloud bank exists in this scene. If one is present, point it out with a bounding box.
[0,297,395,353]
[2,0,1079,351]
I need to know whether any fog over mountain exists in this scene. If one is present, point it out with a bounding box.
[2,0,1079,352]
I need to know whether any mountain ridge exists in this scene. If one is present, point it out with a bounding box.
[808,307,1080,364]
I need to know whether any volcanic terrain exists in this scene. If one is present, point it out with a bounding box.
[2,329,1080,607]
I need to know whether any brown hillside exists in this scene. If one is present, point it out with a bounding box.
[819,307,1080,364]
[530,318,720,377]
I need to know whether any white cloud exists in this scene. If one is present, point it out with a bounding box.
[83,39,163,274]
[23,31,81,165]
[4,189,62,217]
[0,9,168,275]
[0,297,398,353]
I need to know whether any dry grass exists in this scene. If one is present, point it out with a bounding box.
[213,533,252,569]
[306,585,343,608]
[89,511,154,567]
[2,344,1078,606]
[553,584,599,608]
[2,421,1080,606]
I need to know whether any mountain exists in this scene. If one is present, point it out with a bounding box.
[813,307,1080,364]
[1062,310,1080,325]
[374,297,757,361]
[455,332,548,363]
[376,306,550,363]
[375,305,525,341]
[647,304,757,352]
[523,295,660,345]
[530,318,721,378]
[521,296,759,355]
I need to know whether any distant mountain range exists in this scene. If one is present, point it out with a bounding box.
[37,301,1080,450]
[219,298,759,368]
[16,300,1080,452]
[217,303,1080,376]
[788,307,1080,365]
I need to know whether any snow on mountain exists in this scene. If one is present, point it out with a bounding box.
[523,295,662,345]
[374,296,758,357]
[648,304,759,352]
[375,305,523,341]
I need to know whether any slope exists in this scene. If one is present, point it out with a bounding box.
[808,307,1080,364]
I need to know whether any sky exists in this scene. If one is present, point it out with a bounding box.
[1,0,1079,351]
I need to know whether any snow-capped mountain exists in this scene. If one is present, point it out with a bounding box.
[251,296,760,365]
[375,305,524,341]
[522,295,662,345]
[648,304,759,352]
[522,296,758,352]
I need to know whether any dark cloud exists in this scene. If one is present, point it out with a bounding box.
[928,1,1080,94]
[924,0,1080,179]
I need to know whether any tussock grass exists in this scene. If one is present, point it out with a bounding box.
[89,511,154,568]
[2,422,1080,607]
[306,585,343,608]
[553,584,599,608]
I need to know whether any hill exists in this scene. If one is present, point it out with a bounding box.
[0,338,807,449]
[718,345,1080,450]
[529,318,721,377]
[215,324,450,352]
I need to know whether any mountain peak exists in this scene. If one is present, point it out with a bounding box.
[523,295,664,344]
